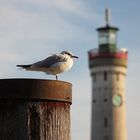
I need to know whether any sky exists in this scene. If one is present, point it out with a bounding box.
[0,0,140,140]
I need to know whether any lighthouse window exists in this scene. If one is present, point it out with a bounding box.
[104,118,108,127]
[116,73,120,81]
[93,74,96,82]
[104,71,107,81]
[93,99,96,103]
[103,136,109,140]
[104,98,108,102]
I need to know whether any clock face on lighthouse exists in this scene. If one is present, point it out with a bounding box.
[112,94,122,107]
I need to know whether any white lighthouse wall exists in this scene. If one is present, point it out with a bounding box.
[90,65,127,140]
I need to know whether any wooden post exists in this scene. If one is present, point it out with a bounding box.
[0,79,72,140]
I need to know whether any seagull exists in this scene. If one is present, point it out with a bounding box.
[17,51,78,80]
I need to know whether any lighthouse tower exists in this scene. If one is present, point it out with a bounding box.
[88,9,128,140]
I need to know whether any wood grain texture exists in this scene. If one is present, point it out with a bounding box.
[0,100,71,140]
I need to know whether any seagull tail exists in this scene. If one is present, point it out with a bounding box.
[16,64,32,69]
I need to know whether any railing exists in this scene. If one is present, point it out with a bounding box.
[88,48,128,59]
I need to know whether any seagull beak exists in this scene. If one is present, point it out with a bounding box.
[72,55,78,59]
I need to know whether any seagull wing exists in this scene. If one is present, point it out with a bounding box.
[32,54,67,68]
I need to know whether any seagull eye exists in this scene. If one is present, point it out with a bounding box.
[61,51,72,56]
[66,52,72,56]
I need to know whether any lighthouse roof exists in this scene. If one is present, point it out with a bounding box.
[97,25,119,31]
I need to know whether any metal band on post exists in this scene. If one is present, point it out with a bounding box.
[0,79,72,103]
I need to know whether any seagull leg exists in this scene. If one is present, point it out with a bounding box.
[56,75,58,80]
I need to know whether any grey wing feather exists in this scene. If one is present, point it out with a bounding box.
[32,54,66,68]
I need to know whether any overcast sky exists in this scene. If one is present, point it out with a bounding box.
[0,0,140,140]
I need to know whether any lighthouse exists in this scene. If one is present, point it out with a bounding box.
[88,9,128,140]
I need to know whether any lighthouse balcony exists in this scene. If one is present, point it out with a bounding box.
[88,48,128,60]
[88,48,128,67]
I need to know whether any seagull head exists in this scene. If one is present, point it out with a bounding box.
[60,51,78,59]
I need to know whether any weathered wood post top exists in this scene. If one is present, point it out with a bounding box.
[0,79,72,102]
[0,79,72,140]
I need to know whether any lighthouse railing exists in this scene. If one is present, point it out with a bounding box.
[88,48,128,59]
